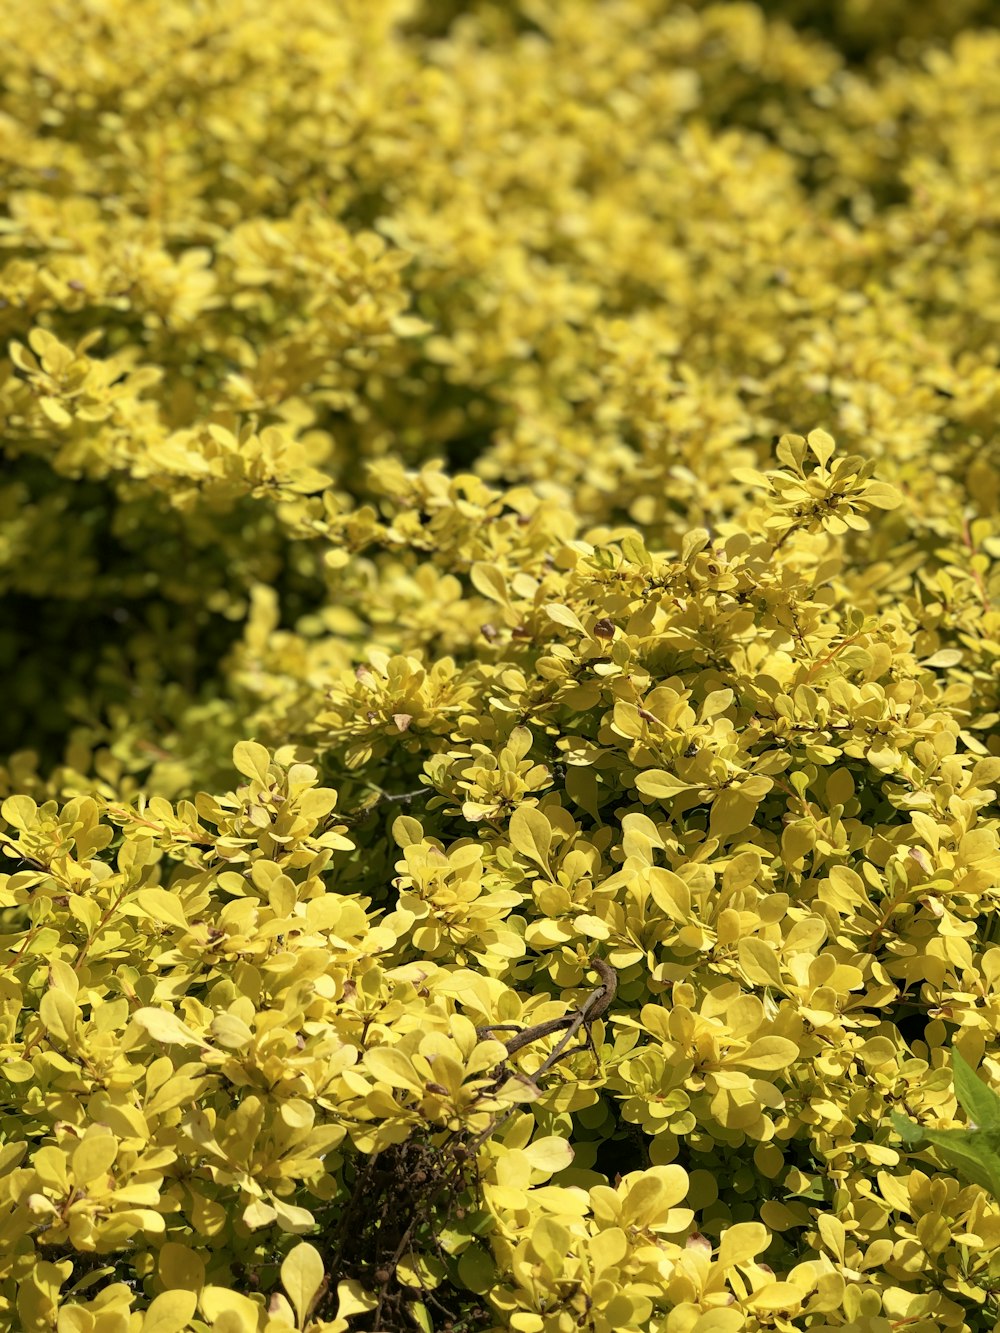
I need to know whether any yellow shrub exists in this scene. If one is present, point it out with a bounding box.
[1,0,1000,1330]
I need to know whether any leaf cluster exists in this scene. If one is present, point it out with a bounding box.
[2,1,1000,1331]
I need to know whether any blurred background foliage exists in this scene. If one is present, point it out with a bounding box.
[2,1,1000,1329]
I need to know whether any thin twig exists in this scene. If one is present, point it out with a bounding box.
[470,958,617,1150]
[369,959,618,1329]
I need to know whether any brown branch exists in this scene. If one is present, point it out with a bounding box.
[470,958,618,1150]
[803,631,863,682]
[369,959,618,1330]
[476,957,616,1055]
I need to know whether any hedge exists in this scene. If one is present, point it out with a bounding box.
[1,2,1000,1331]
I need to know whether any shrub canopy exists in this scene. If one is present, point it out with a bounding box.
[1,1,1000,1331]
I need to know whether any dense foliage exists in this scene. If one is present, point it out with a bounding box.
[2,1,1000,1330]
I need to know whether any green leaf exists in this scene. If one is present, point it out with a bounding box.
[952,1049,1000,1131]
[457,1244,496,1294]
[891,1112,926,1145]
[894,1052,1000,1201]
[893,1113,1000,1200]
[919,1126,1000,1199]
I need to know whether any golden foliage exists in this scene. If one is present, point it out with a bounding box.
[1,0,1000,1330]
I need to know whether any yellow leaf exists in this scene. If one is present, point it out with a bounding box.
[135,888,189,932]
[691,1311,746,1333]
[279,1099,315,1131]
[701,688,734,719]
[635,770,689,799]
[508,805,552,869]
[620,1166,688,1228]
[647,867,692,921]
[72,1133,118,1186]
[56,1309,92,1333]
[134,1007,207,1047]
[40,989,79,1044]
[266,1292,296,1327]
[158,1243,206,1292]
[363,1046,422,1092]
[529,1218,571,1271]
[919,649,963,668]
[523,1137,574,1176]
[142,1290,198,1333]
[817,1212,847,1261]
[588,1226,628,1272]
[243,1198,277,1229]
[233,740,272,784]
[295,788,338,819]
[1,793,37,829]
[806,428,836,466]
[213,1315,257,1333]
[409,1300,433,1333]
[2,1060,33,1082]
[862,481,901,509]
[709,788,757,838]
[281,1242,325,1326]
[545,603,586,634]
[717,1221,769,1269]
[200,1286,262,1330]
[334,1280,377,1319]
[392,815,424,848]
[495,1072,544,1103]
[8,341,36,373]
[470,563,509,605]
[47,959,80,999]
[32,1145,69,1191]
[730,1036,799,1071]
[210,1013,254,1049]
[748,1281,806,1312]
[272,1198,316,1233]
[573,912,610,938]
[721,851,761,894]
[738,939,783,988]
[510,1317,544,1333]
[39,396,73,425]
